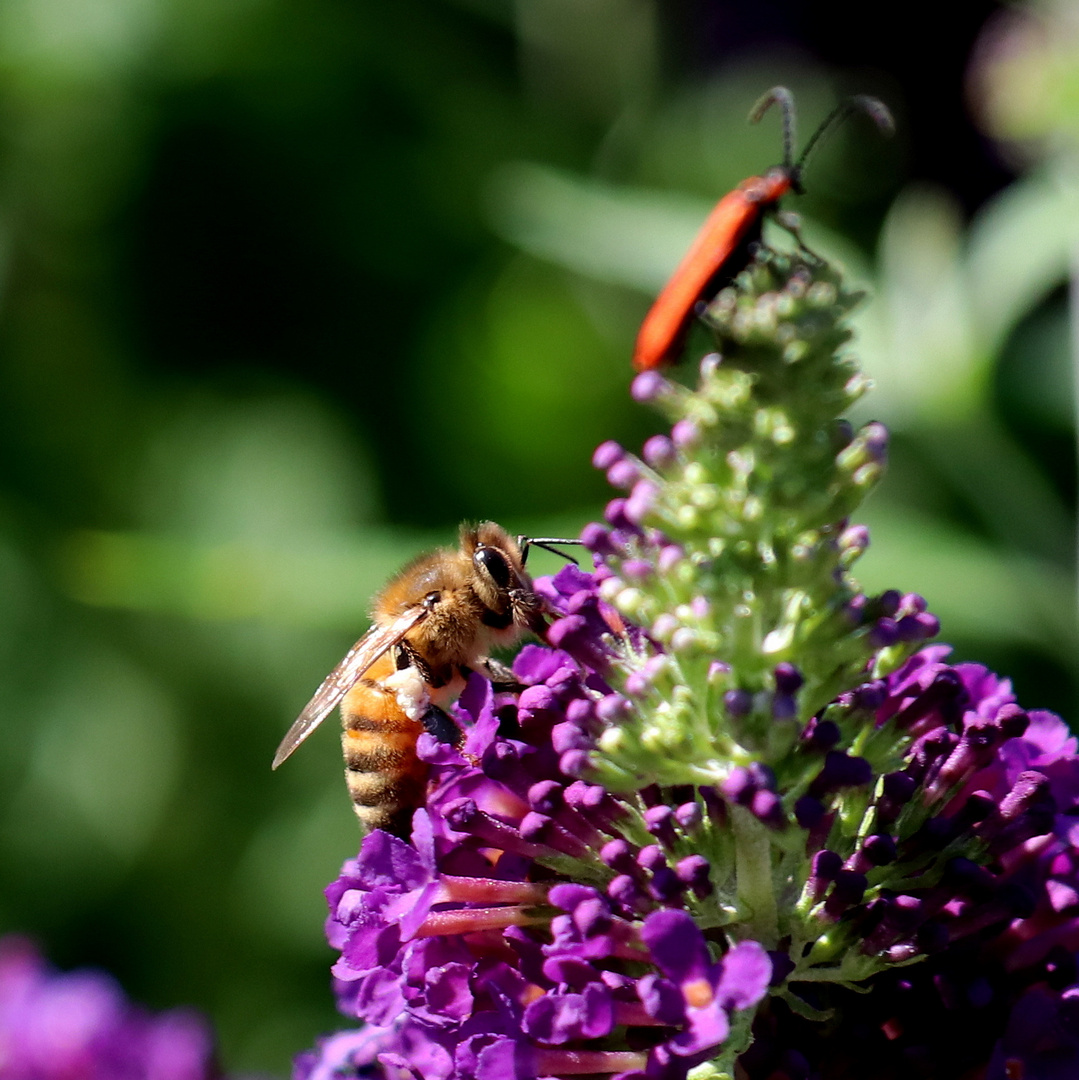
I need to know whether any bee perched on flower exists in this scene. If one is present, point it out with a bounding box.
[294,249,1079,1080]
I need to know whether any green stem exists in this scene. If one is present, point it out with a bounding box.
[730,805,778,946]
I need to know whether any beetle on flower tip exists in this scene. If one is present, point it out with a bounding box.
[632,85,894,372]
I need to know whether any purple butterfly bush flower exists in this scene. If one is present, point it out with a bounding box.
[319,641,772,1080]
[0,935,220,1080]
[296,251,1079,1079]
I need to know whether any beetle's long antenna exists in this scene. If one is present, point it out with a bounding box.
[749,86,797,169]
[794,94,894,179]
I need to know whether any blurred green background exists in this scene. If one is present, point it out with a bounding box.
[0,0,1076,1073]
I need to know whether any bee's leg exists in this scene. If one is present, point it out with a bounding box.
[474,657,524,693]
[420,704,461,747]
[386,807,417,840]
[396,642,450,689]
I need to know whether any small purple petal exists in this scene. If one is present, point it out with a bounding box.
[592,440,625,470]
[631,370,667,402]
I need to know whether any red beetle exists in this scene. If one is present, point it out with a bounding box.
[632,86,893,372]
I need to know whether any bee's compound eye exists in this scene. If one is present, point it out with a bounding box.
[474,546,511,589]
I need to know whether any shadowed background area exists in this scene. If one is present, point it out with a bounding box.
[0,0,1075,1073]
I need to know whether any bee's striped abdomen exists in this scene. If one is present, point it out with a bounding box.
[341,667,427,837]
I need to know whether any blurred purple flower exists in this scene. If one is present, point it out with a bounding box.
[0,936,220,1080]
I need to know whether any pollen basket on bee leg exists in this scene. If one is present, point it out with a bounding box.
[382,666,431,722]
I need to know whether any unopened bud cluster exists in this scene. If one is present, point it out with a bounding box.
[586,252,935,792]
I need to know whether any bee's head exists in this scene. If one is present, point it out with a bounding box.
[463,520,527,595]
[468,522,588,638]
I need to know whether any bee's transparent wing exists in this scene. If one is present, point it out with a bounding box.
[271,606,428,769]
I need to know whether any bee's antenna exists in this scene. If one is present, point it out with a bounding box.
[518,536,586,566]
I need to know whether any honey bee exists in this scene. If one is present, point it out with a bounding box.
[272,522,579,836]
